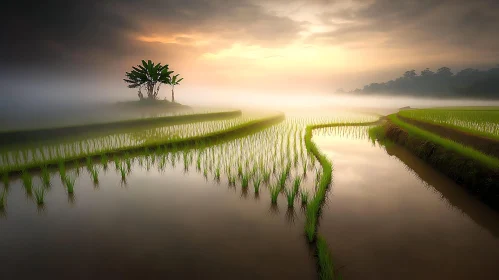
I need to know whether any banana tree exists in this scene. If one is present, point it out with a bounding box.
[124,60,173,100]
[169,74,183,103]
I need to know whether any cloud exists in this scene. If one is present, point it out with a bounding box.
[309,0,499,53]
[0,0,305,72]
[1,0,498,91]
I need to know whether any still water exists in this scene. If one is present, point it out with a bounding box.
[0,161,316,279]
[314,126,499,280]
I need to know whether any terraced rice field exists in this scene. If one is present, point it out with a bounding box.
[399,108,499,140]
[2,108,499,280]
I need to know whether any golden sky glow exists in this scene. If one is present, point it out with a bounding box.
[117,0,499,91]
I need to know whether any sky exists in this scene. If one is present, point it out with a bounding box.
[2,0,499,104]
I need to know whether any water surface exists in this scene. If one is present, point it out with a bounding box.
[314,126,499,279]
[0,161,316,279]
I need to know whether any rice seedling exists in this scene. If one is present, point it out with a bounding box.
[86,156,93,168]
[90,166,99,184]
[119,165,127,182]
[293,177,301,195]
[125,155,132,171]
[278,172,287,189]
[301,190,309,205]
[241,173,249,188]
[214,167,221,180]
[285,188,296,208]
[253,178,261,193]
[270,185,280,204]
[58,161,66,180]
[237,164,243,177]
[64,176,76,194]
[21,170,33,195]
[34,186,46,205]
[41,166,51,187]
[228,174,236,186]
[114,158,121,171]
[399,108,499,139]
[263,170,271,183]
[196,156,202,171]
[100,154,108,169]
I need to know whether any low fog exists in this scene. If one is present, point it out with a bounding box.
[2,74,499,131]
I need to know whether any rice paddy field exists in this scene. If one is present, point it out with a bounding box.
[398,108,499,140]
[1,107,499,279]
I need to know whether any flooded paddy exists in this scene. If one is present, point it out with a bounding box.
[314,126,499,280]
[1,111,498,279]
[0,159,316,279]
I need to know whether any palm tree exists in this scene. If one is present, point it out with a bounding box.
[169,74,183,103]
[124,60,173,100]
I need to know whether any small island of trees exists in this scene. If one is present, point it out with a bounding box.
[124,60,183,102]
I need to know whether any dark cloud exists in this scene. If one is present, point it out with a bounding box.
[0,0,304,72]
[312,0,499,53]
[1,0,498,78]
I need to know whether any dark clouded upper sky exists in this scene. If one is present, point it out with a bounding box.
[2,0,499,91]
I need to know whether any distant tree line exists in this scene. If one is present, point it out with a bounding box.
[345,65,499,98]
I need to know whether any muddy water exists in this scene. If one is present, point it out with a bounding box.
[0,162,316,279]
[314,126,499,280]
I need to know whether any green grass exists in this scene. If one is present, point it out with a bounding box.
[389,114,499,169]
[317,235,338,280]
[304,125,333,242]
[399,108,499,140]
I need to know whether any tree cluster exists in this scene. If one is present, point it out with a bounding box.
[348,65,499,98]
[124,60,183,101]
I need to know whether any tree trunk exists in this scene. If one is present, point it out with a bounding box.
[147,83,155,99]
[171,87,175,103]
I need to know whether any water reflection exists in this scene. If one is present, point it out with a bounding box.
[383,144,499,238]
[314,125,499,280]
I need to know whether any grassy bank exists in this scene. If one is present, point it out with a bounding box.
[397,114,499,158]
[304,120,379,280]
[1,113,284,176]
[0,110,242,147]
[372,114,499,209]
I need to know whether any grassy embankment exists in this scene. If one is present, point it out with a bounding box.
[370,113,499,209]
[1,112,285,176]
[304,120,380,280]
[0,110,242,147]
[397,109,499,158]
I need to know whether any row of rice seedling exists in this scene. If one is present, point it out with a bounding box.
[398,109,499,139]
[0,114,266,173]
[1,113,376,211]
[1,113,377,280]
